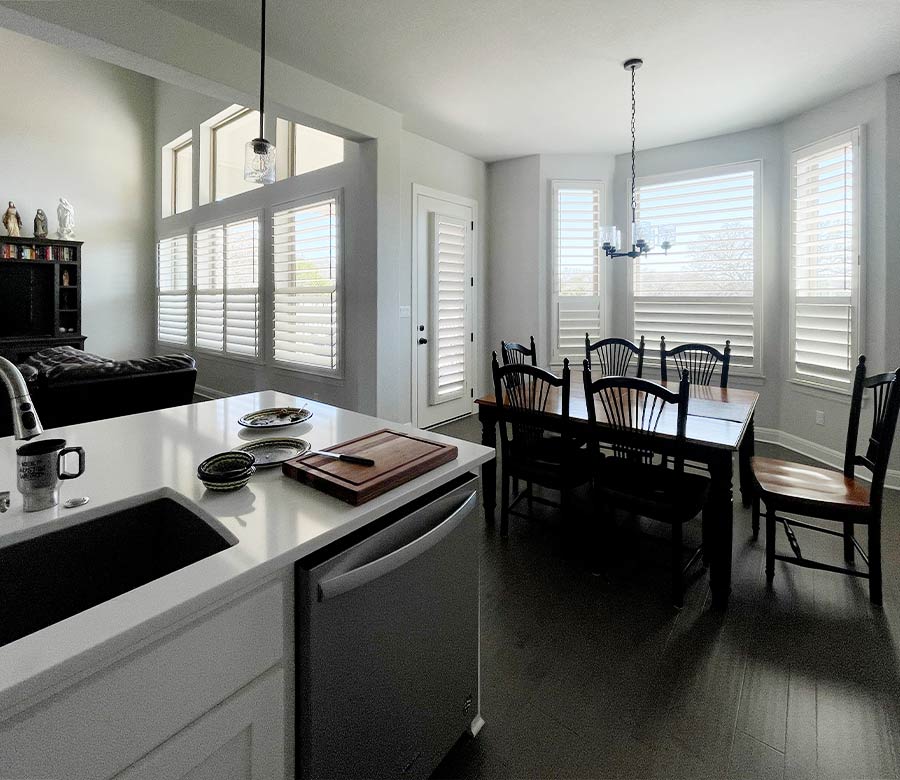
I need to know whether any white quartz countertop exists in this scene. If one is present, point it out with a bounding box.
[0,391,493,713]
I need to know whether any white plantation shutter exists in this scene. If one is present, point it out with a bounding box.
[552,182,604,362]
[632,164,760,372]
[194,216,259,356]
[157,235,189,345]
[272,196,340,371]
[429,213,468,403]
[790,130,860,389]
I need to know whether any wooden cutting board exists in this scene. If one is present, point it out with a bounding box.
[282,428,459,505]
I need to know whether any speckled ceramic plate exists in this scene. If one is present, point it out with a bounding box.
[237,406,312,429]
[234,437,311,468]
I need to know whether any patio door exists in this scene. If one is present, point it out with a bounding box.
[413,186,476,428]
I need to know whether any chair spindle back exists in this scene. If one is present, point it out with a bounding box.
[501,336,537,367]
[660,337,731,388]
[585,335,645,378]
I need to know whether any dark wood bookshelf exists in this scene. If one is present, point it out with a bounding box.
[0,236,86,362]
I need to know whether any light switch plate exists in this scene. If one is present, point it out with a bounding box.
[816,410,825,426]
[399,305,411,318]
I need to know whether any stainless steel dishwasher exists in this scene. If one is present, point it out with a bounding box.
[296,473,481,780]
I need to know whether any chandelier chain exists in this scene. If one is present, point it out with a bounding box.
[630,63,637,223]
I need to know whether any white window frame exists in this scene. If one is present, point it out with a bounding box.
[156,232,192,347]
[198,104,263,206]
[625,160,764,377]
[161,130,192,218]
[192,210,263,364]
[788,127,864,394]
[270,190,344,378]
[550,179,607,366]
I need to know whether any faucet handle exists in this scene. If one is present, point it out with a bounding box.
[0,491,9,513]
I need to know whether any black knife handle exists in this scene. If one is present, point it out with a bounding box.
[338,454,375,466]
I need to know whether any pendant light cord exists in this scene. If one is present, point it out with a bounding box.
[630,63,637,225]
[258,0,266,139]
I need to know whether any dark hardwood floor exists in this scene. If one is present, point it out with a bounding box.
[431,415,900,780]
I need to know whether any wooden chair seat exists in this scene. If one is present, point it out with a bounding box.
[506,437,591,487]
[751,456,870,514]
[595,460,710,523]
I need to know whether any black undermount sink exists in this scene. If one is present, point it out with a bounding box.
[0,492,236,648]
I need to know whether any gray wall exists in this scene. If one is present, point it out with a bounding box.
[153,80,378,414]
[0,27,155,359]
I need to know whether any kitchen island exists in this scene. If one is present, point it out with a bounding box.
[0,391,493,779]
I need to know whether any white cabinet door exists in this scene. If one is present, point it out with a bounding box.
[116,666,284,780]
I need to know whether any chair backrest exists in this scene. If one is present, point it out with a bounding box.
[501,336,537,367]
[585,335,645,378]
[660,337,731,388]
[583,363,689,465]
[491,352,569,457]
[844,355,900,508]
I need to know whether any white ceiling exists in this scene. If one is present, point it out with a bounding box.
[147,0,900,161]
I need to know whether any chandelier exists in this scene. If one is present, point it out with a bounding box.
[601,59,675,259]
[244,0,276,184]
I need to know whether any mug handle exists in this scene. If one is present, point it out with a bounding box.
[58,446,85,480]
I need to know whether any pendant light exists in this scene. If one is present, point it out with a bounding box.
[244,0,276,184]
[600,59,675,259]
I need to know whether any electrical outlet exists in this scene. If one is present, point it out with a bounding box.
[313,392,320,401]
[815,410,825,426]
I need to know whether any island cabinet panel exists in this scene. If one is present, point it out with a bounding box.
[0,580,284,780]
[115,666,284,780]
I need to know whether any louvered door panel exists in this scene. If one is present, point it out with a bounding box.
[790,132,858,389]
[429,213,468,403]
[195,226,225,352]
[157,235,189,345]
[633,165,759,372]
[553,185,603,360]
[272,197,339,371]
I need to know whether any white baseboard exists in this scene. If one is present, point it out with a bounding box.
[194,384,228,400]
[755,426,900,491]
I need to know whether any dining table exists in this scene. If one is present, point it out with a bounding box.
[474,376,759,610]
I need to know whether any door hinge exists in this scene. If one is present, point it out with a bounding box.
[470,276,474,287]
[470,388,474,398]
[470,332,474,342]
[471,220,474,230]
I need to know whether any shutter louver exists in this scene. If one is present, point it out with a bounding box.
[194,216,259,356]
[272,197,339,371]
[791,134,857,389]
[429,213,468,403]
[554,186,603,360]
[157,235,189,345]
[633,167,758,370]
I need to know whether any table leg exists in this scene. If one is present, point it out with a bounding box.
[708,450,734,610]
[739,414,755,508]
[479,407,497,527]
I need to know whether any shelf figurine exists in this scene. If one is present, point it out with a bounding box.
[33,209,48,239]
[57,197,75,239]
[3,201,22,237]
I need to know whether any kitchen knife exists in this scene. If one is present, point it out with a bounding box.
[307,450,375,467]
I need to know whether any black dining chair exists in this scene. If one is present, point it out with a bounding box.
[491,353,590,536]
[660,337,731,388]
[501,336,537,367]
[583,365,710,607]
[751,356,900,605]
[585,335,645,377]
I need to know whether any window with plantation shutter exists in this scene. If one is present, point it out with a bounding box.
[790,129,861,391]
[157,235,189,345]
[630,162,761,374]
[272,194,340,372]
[193,215,259,357]
[429,212,468,403]
[551,181,604,362]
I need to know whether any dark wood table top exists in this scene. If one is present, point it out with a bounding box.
[476,379,758,452]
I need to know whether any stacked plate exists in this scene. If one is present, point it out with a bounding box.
[197,451,256,491]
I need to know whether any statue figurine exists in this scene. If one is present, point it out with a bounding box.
[33,209,48,239]
[57,197,75,239]
[2,201,22,237]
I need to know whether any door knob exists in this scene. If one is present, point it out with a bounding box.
[418,338,428,345]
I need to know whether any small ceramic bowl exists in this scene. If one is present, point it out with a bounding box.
[197,451,256,491]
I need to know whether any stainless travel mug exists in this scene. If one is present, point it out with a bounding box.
[16,438,85,512]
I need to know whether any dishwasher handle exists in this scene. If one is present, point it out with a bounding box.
[317,490,477,602]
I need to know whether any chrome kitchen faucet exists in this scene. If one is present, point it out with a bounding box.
[0,356,44,512]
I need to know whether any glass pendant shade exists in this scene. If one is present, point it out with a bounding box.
[245,137,276,184]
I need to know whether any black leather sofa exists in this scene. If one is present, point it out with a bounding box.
[1,346,197,437]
